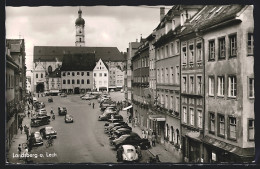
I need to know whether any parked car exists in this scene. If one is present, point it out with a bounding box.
[44,91,50,96]
[106,118,124,124]
[39,126,57,139]
[81,94,96,100]
[100,100,117,111]
[35,108,47,116]
[30,115,50,127]
[104,121,126,127]
[106,123,130,134]
[65,114,74,123]
[60,93,67,97]
[111,133,151,150]
[58,107,67,116]
[31,131,43,146]
[116,145,141,162]
[34,101,45,110]
[33,97,38,103]
[108,126,132,136]
[109,128,132,140]
[48,97,53,102]
[104,122,128,131]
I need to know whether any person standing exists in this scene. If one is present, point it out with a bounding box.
[24,125,29,140]
[27,110,30,118]
[18,144,22,160]
[134,117,137,127]
[24,146,29,163]
[141,129,145,139]
[152,132,156,147]
[92,102,95,109]
[19,125,23,134]
[132,118,135,128]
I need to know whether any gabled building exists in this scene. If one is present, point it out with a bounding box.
[46,67,61,94]
[60,53,96,94]
[93,58,109,91]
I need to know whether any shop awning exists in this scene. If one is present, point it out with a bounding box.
[202,135,255,157]
[122,105,133,111]
[149,115,166,121]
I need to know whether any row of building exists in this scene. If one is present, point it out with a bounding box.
[6,39,27,152]
[124,5,254,163]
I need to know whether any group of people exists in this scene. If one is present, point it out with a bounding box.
[141,129,157,147]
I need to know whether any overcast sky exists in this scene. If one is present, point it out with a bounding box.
[6,6,171,72]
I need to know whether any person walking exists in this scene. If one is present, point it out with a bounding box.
[19,125,23,134]
[134,117,138,127]
[141,129,145,139]
[24,125,29,140]
[27,110,30,118]
[132,118,135,128]
[92,102,95,109]
[152,132,156,147]
[18,144,22,160]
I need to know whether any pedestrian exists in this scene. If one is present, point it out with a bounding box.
[19,125,23,134]
[52,114,55,120]
[30,110,33,118]
[126,116,129,123]
[132,118,135,128]
[18,144,22,160]
[152,132,156,147]
[24,146,29,163]
[145,129,149,139]
[27,104,30,110]
[38,93,39,98]
[27,110,30,118]
[92,102,95,109]
[134,117,137,127]
[142,129,145,139]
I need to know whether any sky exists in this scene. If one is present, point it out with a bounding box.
[6,6,171,74]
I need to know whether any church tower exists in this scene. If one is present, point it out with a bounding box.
[75,8,85,46]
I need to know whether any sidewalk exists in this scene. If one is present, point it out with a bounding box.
[7,107,32,164]
[119,110,182,163]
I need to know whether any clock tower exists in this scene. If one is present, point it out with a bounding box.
[75,8,85,46]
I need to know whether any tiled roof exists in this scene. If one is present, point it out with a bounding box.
[34,46,125,62]
[60,53,96,71]
[179,5,246,36]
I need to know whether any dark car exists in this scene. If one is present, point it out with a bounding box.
[39,126,57,139]
[100,100,117,111]
[48,97,53,102]
[34,101,45,110]
[104,121,128,131]
[58,107,67,116]
[30,115,50,127]
[109,129,132,141]
[106,119,124,123]
[30,131,43,146]
[112,133,151,150]
[65,114,73,123]
[108,126,132,136]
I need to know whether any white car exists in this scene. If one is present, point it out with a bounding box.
[116,145,141,162]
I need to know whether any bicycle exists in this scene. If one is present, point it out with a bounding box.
[45,137,54,148]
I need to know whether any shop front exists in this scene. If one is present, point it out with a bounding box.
[149,114,166,144]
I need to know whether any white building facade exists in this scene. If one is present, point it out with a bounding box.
[93,59,109,91]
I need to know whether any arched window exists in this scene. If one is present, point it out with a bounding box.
[63,72,66,76]
[165,124,168,138]
[63,80,66,84]
[176,129,180,145]
[41,74,43,78]
[36,74,38,78]
[67,80,70,84]
[81,79,84,84]
[80,38,81,42]
[171,126,174,142]
[87,79,90,84]
[77,79,80,84]
[48,65,52,73]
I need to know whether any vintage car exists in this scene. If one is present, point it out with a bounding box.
[58,107,67,116]
[111,133,151,150]
[65,114,74,123]
[60,93,67,97]
[48,97,53,103]
[116,145,141,162]
[30,115,50,127]
[100,100,117,111]
[81,94,96,100]
[104,122,128,132]
[109,128,132,141]
[31,132,43,146]
[39,126,57,139]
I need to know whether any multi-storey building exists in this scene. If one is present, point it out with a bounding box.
[108,61,125,91]
[60,53,96,94]
[46,67,61,93]
[93,59,109,91]
[132,40,150,129]
[26,76,32,94]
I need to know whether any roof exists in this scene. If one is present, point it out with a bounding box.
[34,46,125,62]
[179,5,246,36]
[60,53,96,71]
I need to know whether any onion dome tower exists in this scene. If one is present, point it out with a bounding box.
[75,8,85,46]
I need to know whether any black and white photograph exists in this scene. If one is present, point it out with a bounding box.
[5,4,255,164]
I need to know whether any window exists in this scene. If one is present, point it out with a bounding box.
[209,40,215,60]
[99,73,102,77]
[81,72,84,76]
[229,117,237,140]
[248,119,255,141]
[182,76,187,92]
[157,49,160,60]
[217,76,224,96]
[72,72,75,76]
[182,46,187,65]
[41,74,43,78]
[176,66,179,84]
[48,66,53,73]
[209,112,215,133]
[176,97,179,112]
[197,76,202,95]
[218,114,225,137]
[176,41,180,54]
[189,76,194,93]
[87,79,90,84]
[161,68,164,83]
[104,73,107,77]
[197,110,202,128]
[36,74,38,78]
[229,34,237,57]
[189,44,194,64]
[209,76,215,96]
[219,37,226,59]
[190,108,194,126]
[183,107,187,123]
[249,78,254,98]
[81,79,84,84]
[72,80,75,84]
[248,33,254,55]
[196,42,202,63]
[171,43,174,55]
[170,67,173,84]
[165,95,168,108]
[165,68,168,83]
[77,79,80,84]
[165,45,169,58]
[77,72,80,75]
[63,80,66,84]
[228,76,237,97]
[94,73,96,77]
[87,72,90,76]
[170,96,173,109]
[67,72,70,76]
[62,72,66,76]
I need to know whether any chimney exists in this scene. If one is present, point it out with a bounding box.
[160,7,165,21]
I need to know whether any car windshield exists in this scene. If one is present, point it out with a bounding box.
[66,115,72,118]
[126,149,134,153]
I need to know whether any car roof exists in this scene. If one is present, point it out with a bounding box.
[45,126,53,130]
[122,145,136,149]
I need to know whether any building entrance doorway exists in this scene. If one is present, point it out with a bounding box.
[74,87,80,94]
[36,83,44,93]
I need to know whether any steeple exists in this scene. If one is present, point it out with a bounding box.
[75,7,85,46]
